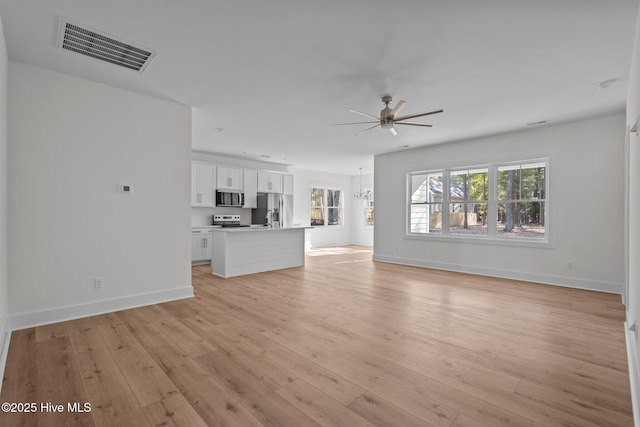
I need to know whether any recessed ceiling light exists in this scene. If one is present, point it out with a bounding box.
[213,127,224,132]
[597,78,618,90]
[260,154,271,158]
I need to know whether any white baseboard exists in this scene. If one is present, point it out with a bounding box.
[10,286,194,331]
[372,254,622,294]
[625,321,640,427]
[0,318,11,395]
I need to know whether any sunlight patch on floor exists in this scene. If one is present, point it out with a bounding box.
[306,245,373,257]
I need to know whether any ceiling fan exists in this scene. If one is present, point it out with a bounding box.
[336,95,443,136]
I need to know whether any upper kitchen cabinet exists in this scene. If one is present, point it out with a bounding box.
[191,162,216,207]
[283,174,294,195]
[257,171,283,193]
[243,169,258,209]
[217,166,243,191]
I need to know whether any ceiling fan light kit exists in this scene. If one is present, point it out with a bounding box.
[336,95,443,136]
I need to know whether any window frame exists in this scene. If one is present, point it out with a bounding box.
[406,158,550,247]
[310,185,344,227]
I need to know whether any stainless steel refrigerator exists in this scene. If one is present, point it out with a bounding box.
[252,193,293,228]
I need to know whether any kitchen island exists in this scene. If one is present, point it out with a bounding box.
[210,227,310,278]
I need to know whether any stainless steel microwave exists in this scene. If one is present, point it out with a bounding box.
[215,190,244,207]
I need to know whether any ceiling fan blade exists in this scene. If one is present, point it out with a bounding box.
[334,121,379,126]
[349,109,381,120]
[389,127,398,136]
[394,122,433,127]
[357,124,381,136]
[394,109,444,122]
[389,100,406,118]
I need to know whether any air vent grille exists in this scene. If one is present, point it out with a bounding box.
[58,19,156,72]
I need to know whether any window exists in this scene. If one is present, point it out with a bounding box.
[410,172,443,234]
[365,195,374,226]
[361,188,374,227]
[310,188,325,226]
[327,189,342,225]
[449,168,488,236]
[408,159,547,242]
[497,162,545,239]
[310,186,343,226]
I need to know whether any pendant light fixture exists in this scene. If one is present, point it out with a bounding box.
[353,168,372,199]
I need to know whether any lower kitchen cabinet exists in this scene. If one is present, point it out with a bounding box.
[191,228,213,263]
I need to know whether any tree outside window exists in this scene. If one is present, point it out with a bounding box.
[497,162,545,239]
[327,189,342,225]
[310,188,324,226]
[449,168,488,236]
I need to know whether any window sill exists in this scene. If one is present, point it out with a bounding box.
[404,232,553,248]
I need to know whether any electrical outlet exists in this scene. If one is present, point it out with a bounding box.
[630,321,639,340]
[94,277,104,289]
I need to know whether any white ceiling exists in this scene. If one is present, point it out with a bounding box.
[0,0,637,175]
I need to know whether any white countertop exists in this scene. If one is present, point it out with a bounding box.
[211,226,312,232]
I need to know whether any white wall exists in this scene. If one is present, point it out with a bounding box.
[374,114,625,293]
[0,15,9,366]
[289,167,353,248]
[8,62,192,325]
[351,172,374,246]
[625,4,640,423]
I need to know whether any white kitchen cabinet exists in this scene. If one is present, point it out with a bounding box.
[191,162,216,207]
[191,228,213,263]
[243,169,258,208]
[216,166,243,191]
[283,174,294,195]
[257,171,283,193]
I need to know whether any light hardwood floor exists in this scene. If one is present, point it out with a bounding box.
[0,246,633,426]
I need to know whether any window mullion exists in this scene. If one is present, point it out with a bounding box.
[442,170,450,235]
[488,165,497,237]
[324,189,328,227]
